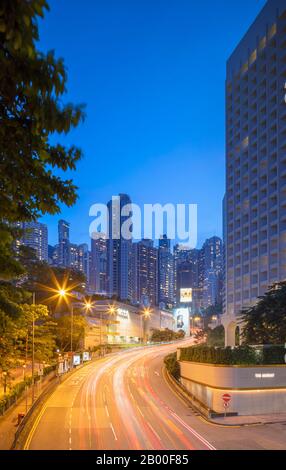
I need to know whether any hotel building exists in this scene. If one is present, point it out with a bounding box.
[223,0,286,344]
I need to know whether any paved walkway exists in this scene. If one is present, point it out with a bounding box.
[211,413,286,426]
[0,374,54,450]
[0,362,34,396]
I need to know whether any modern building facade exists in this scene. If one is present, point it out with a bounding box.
[20,221,48,262]
[107,194,133,301]
[58,219,70,268]
[223,0,286,345]
[84,300,175,347]
[90,236,107,294]
[201,236,223,308]
[131,239,158,307]
[158,235,174,308]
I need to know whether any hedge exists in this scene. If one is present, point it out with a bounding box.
[164,353,180,380]
[179,345,285,365]
[0,364,56,415]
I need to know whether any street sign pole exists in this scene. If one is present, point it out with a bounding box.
[222,393,231,418]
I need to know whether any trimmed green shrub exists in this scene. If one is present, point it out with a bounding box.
[179,345,285,365]
[164,353,180,380]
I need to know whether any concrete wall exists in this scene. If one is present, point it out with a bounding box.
[179,361,286,415]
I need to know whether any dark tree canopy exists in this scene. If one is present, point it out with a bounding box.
[240,282,286,345]
[0,0,85,223]
[0,0,86,369]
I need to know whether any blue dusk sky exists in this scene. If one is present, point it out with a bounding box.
[39,0,266,248]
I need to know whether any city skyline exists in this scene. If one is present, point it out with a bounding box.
[38,0,266,248]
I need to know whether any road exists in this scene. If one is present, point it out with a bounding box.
[25,342,286,450]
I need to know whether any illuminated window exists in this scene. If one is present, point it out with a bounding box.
[268,23,277,40]
[240,61,248,76]
[249,49,257,65]
[259,36,267,51]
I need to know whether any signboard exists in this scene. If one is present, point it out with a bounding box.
[117,308,129,320]
[73,355,81,366]
[58,361,64,375]
[180,288,193,304]
[222,394,231,408]
[83,352,90,362]
[174,308,190,337]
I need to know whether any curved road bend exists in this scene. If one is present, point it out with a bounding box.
[25,343,286,450]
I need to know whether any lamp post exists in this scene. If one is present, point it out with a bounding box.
[31,292,36,404]
[57,289,74,362]
[2,371,7,395]
[141,308,151,344]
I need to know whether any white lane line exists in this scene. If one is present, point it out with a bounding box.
[105,405,110,418]
[136,404,144,418]
[110,423,118,441]
[148,422,162,443]
[170,411,216,450]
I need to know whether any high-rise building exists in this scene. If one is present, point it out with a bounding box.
[69,242,90,282]
[90,236,107,294]
[173,244,191,303]
[58,220,70,268]
[107,194,132,301]
[132,239,158,307]
[78,243,90,283]
[223,0,286,345]
[158,235,174,308]
[20,221,48,262]
[201,236,223,308]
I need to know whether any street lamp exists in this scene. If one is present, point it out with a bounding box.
[57,288,74,355]
[141,308,152,344]
[2,371,7,395]
[31,292,36,403]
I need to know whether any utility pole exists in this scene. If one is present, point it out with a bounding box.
[71,304,74,354]
[32,292,35,404]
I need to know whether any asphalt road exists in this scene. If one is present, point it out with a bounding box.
[25,343,286,450]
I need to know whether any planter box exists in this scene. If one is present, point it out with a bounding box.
[179,361,286,416]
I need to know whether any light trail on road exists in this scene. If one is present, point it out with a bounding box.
[25,342,215,450]
[24,342,286,450]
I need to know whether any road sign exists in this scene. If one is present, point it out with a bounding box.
[222,393,231,405]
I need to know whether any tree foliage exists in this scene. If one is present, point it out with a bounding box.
[240,282,286,345]
[0,0,85,223]
[151,328,185,343]
[56,315,87,352]
[0,0,85,371]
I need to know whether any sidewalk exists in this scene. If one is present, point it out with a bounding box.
[0,373,55,450]
[210,413,286,427]
[0,362,34,396]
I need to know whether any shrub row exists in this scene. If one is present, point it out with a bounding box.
[179,345,285,365]
[164,353,180,380]
[0,364,56,415]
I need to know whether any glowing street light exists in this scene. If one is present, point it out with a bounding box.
[58,289,67,298]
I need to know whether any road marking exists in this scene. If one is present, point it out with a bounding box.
[170,411,216,450]
[110,423,118,441]
[161,365,216,450]
[154,371,160,377]
[148,422,162,442]
[105,405,110,418]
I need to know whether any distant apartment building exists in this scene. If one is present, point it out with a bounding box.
[107,194,133,301]
[58,220,70,268]
[70,243,90,282]
[20,221,48,262]
[131,239,158,307]
[90,236,107,294]
[223,0,286,345]
[201,236,223,308]
[158,235,174,308]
